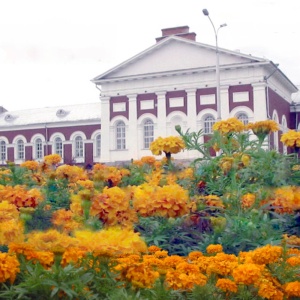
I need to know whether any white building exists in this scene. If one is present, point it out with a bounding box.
[92,26,298,163]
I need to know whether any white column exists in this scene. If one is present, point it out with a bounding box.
[128,94,138,160]
[156,91,167,137]
[220,85,230,119]
[100,96,111,163]
[186,89,197,132]
[252,82,268,121]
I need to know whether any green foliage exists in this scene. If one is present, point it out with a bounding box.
[25,202,53,232]
[43,177,71,210]
[198,210,284,255]
[0,164,38,187]
[0,260,96,299]
[135,216,210,256]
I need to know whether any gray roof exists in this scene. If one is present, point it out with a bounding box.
[0,102,101,128]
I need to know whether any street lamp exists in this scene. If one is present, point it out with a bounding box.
[202,9,227,120]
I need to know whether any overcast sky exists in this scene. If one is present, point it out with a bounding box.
[0,0,299,112]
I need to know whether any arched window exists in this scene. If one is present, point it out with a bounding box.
[35,138,43,159]
[143,119,154,149]
[0,141,6,162]
[116,121,126,150]
[203,115,215,134]
[17,140,24,160]
[75,136,84,158]
[54,137,63,157]
[96,134,101,157]
[237,112,249,125]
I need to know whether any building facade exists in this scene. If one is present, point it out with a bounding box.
[0,26,299,165]
[92,26,299,163]
[0,103,101,166]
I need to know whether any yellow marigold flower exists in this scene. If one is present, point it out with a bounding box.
[216,278,238,293]
[247,120,279,135]
[0,220,25,245]
[281,130,300,148]
[241,154,251,166]
[43,154,62,165]
[20,160,39,171]
[0,252,20,283]
[74,227,147,256]
[203,195,224,208]
[133,183,189,218]
[285,281,300,297]
[26,229,79,252]
[150,136,185,156]
[251,244,283,265]
[232,263,263,285]
[213,117,245,134]
[206,244,223,254]
[219,156,234,173]
[241,193,256,209]
[258,279,284,300]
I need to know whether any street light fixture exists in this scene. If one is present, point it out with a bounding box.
[202,9,227,120]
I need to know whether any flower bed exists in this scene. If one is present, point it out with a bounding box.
[0,119,300,299]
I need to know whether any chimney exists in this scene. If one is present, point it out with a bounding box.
[156,26,196,43]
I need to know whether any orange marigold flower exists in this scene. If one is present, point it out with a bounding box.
[206,244,223,254]
[0,252,20,283]
[232,263,263,285]
[285,281,300,297]
[258,279,284,300]
[207,253,238,276]
[148,245,162,253]
[287,256,300,267]
[251,244,283,265]
[188,251,204,261]
[90,186,137,227]
[20,160,39,171]
[216,278,238,293]
[165,262,207,291]
[51,209,82,233]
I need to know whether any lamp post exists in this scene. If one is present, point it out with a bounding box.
[202,9,227,120]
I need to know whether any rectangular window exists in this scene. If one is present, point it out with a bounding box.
[18,143,24,160]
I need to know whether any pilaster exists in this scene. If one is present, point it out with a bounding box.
[252,82,268,121]
[128,94,138,159]
[100,96,111,162]
[156,91,167,137]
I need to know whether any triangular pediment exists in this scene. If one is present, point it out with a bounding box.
[92,36,266,82]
